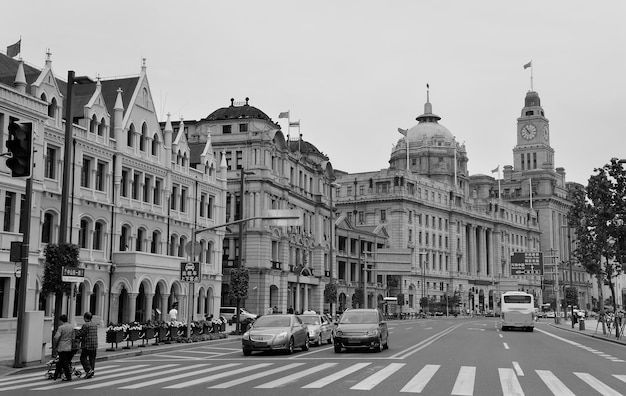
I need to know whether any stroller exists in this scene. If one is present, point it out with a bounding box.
[46,336,83,380]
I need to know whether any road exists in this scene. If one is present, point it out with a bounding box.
[0,318,624,395]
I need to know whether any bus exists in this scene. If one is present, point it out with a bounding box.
[501,291,535,332]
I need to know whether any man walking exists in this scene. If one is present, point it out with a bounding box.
[77,312,98,379]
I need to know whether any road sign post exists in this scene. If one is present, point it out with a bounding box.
[181,261,200,339]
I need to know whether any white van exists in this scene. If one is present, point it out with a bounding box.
[219,307,257,323]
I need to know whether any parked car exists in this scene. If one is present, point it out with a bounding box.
[242,314,309,356]
[298,312,333,346]
[219,307,257,324]
[334,308,389,353]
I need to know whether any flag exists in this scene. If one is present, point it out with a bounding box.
[397,128,407,136]
[278,111,289,119]
[289,120,300,127]
[523,61,532,70]
[491,165,499,174]
[7,39,21,58]
[426,83,429,89]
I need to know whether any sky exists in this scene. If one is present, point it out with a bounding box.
[3,0,625,185]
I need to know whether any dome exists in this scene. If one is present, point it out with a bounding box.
[203,97,273,122]
[406,100,454,143]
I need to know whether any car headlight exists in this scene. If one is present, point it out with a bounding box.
[309,329,320,335]
[275,331,288,340]
[366,328,379,336]
[335,329,343,336]
[242,331,250,340]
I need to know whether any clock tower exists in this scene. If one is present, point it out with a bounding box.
[513,91,554,171]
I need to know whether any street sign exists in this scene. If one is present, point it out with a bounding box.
[180,261,200,283]
[511,252,544,275]
[265,209,302,226]
[185,240,202,257]
[61,266,85,282]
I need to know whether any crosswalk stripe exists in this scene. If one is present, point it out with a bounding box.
[121,363,247,389]
[302,362,371,388]
[255,362,337,388]
[31,364,164,390]
[353,362,404,391]
[164,363,268,389]
[399,364,438,393]
[209,363,305,389]
[451,366,475,396]
[536,370,575,396]
[163,363,241,389]
[614,375,626,384]
[76,363,206,389]
[512,362,524,376]
[499,368,525,396]
[574,372,623,396]
[0,364,120,387]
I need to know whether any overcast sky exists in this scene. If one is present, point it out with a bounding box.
[4,1,625,185]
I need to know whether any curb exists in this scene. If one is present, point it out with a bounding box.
[549,323,626,346]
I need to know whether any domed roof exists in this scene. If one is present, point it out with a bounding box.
[203,97,273,122]
[406,99,454,143]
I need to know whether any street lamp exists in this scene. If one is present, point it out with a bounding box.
[329,182,341,318]
[419,250,427,313]
[561,224,575,328]
[235,168,255,334]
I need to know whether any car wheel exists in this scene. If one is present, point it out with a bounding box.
[334,344,342,353]
[375,336,384,352]
[383,336,389,350]
[287,337,295,354]
[302,335,310,351]
[243,348,252,356]
[317,335,323,347]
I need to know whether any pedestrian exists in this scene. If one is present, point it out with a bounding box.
[77,312,98,379]
[267,305,273,315]
[52,314,74,381]
[169,302,178,321]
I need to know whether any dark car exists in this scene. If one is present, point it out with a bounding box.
[241,314,309,355]
[334,308,389,353]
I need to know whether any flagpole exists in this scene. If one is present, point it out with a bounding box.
[530,60,534,91]
[453,137,458,188]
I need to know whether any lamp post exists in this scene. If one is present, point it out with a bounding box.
[419,250,426,313]
[329,182,340,318]
[561,225,575,328]
[235,168,255,334]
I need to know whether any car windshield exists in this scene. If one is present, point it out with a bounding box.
[253,316,291,328]
[300,315,320,325]
[340,311,378,324]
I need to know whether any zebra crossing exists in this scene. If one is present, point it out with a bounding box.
[0,361,625,394]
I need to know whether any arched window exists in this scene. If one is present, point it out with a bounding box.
[98,117,106,136]
[169,234,177,256]
[178,236,187,257]
[136,228,145,251]
[120,225,131,251]
[140,123,147,151]
[79,219,90,248]
[127,124,135,147]
[49,97,57,119]
[183,153,188,167]
[41,212,54,244]
[199,240,207,262]
[93,221,104,250]
[152,134,159,156]
[151,230,161,254]
[207,241,214,264]
[90,115,97,133]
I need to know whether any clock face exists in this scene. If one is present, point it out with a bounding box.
[521,124,537,140]
[543,125,549,140]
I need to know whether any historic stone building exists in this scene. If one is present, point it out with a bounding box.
[0,51,227,329]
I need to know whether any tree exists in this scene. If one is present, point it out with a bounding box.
[565,287,578,308]
[419,296,429,311]
[352,288,364,308]
[228,268,249,301]
[324,283,337,313]
[568,158,626,337]
[42,243,80,354]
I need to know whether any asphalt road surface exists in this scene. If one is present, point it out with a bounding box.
[1,318,624,395]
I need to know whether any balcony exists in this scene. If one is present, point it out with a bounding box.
[271,261,282,270]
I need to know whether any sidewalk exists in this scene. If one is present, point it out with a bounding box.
[0,323,239,377]
[547,317,626,345]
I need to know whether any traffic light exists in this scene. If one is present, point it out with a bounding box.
[6,122,32,178]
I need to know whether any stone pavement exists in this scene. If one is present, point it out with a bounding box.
[0,323,239,377]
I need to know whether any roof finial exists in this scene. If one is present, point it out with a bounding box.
[45,48,52,65]
[230,98,234,106]
[245,97,249,105]
[426,83,430,103]
[142,57,147,70]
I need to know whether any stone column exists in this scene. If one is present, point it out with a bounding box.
[127,293,138,323]
[110,293,119,324]
[468,224,476,275]
[478,227,486,275]
[161,294,170,321]
[82,288,92,316]
[145,293,154,321]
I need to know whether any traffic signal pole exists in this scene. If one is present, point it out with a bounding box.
[13,176,32,368]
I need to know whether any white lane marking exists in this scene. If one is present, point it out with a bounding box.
[122,363,260,389]
[503,343,510,349]
[353,362,404,391]
[391,323,464,359]
[499,334,504,338]
[31,364,164,390]
[451,366,475,396]
[574,372,623,396]
[536,370,576,396]
[512,361,524,376]
[399,364,438,393]
[535,328,623,362]
[209,363,305,389]
[614,374,626,383]
[161,363,246,389]
[303,362,370,388]
[255,362,336,388]
[499,368,525,396]
[76,363,207,389]
[0,364,120,389]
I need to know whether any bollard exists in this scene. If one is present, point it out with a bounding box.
[579,318,585,331]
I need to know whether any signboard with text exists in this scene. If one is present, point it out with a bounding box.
[180,261,200,283]
[511,252,544,275]
[61,266,85,282]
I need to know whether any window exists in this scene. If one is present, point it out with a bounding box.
[132,172,141,200]
[98,117,105,136]
[152,134,159,155]
[140,123,147,151]
[380,210,386,222]
[42,212,54,243]
[225,151,232,170]
[358,211,364,224]
[81,157,92,188]
[200,194,206,217]
[127,124,135,147]
[143,175,151,203]
[180,187,187,212]
[93,221,103,250]
[154,179,162,205]
[151,231,160,254]
[239,123,247,132]
[120,225,130,251]
[236,151,243,170]
[95,161,106,191]
[121,169,129,197]
[79,219,89,248]
[223,125,232,134]
[208,195,214,219]
[171,185,178,210]
[136,228,144,251]
[45,146,57,179]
